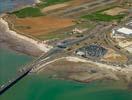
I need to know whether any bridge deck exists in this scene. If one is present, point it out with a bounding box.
[0,68,32,95]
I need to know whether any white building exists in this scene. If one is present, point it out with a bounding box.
[112,27,132,36]
[112,21,132,36]
[76,51,85,56]
[117,27,132,35]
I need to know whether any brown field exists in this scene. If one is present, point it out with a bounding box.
[70,0,93,6]
[103,7,128,16]
[8,0,93,40]
[102,49,127,63]
[42,0,92,13]
[42,3,70,13]
[12,16,75,36]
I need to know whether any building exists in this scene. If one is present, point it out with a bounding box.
[112,21,132,37]
[117,27,132,35]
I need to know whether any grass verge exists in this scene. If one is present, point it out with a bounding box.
[81,7,126,22]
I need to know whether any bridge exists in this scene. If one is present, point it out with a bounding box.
[0,24,111,95]
[0,39,83,95]
[0,47,63,95]
[0,67,32,95]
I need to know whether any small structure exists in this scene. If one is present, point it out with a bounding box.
[76,51,85,56]
[72,28,83,34]
[57,38,75,48]
[117,27,132,35]
[113,27,132,37]
[112,21,132,37]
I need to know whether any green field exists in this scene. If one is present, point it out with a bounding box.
[12,0,71,18]
[12,7,43,18]
[82,10,126,22]
[37,0,71,8]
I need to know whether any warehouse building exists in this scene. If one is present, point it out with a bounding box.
[112,21,132,37]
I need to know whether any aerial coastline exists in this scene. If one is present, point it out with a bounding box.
[0,0,51,56]
[0,18,52,56]
[0,0,132,86]
[1,0,132,100]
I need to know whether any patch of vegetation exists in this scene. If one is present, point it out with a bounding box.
[81,9,126,22]
[36,32,70,40]
[12,7,43,18]
[15,26,31,30]
[37,0,70,8]
[11,0,71,18]
[80,23,95,29]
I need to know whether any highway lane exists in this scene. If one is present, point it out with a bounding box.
[0,24,100,95]
[0,46,65,95]
[0,23,120,95]
[31,24,113,72]
[48,0,117,17]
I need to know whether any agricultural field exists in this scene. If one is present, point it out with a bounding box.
[103,7,128,16]
[38,0,71,8]
[12,0,92,18]
[82,7,127,22]
[11,0,71,18]
[12,7,43,18]
[41,3,70,13]
[8,0,124,41]
[10,16,75,39]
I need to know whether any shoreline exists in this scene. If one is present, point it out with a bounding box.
[0,0,41,16]
[0,0,132,85]
[33,56,132,74]
[0,18,52,56]
[0,0,50,57]
[35,56,132,84]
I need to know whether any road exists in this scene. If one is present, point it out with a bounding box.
[49,0,117,17]
[0,22,130,95]
[31,24,114,72]
[0,24,100,95]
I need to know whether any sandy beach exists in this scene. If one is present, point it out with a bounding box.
[32,56,132,84]
[0,0,49,56]
[0,18,52,56]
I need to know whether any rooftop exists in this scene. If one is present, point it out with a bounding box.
[117,27,132,35]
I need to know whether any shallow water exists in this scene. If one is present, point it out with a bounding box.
[0,47,132,100]
[1,0,132,100]
[0,0,36,14]
[0,47,33,84]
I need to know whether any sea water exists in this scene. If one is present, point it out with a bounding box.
[0,48,132,100]
[0,0,132,99]
[0,0,37,14]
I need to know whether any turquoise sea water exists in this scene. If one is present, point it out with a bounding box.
[0,47,132,100]
[0,1,132,99]
[0,48,33,84]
